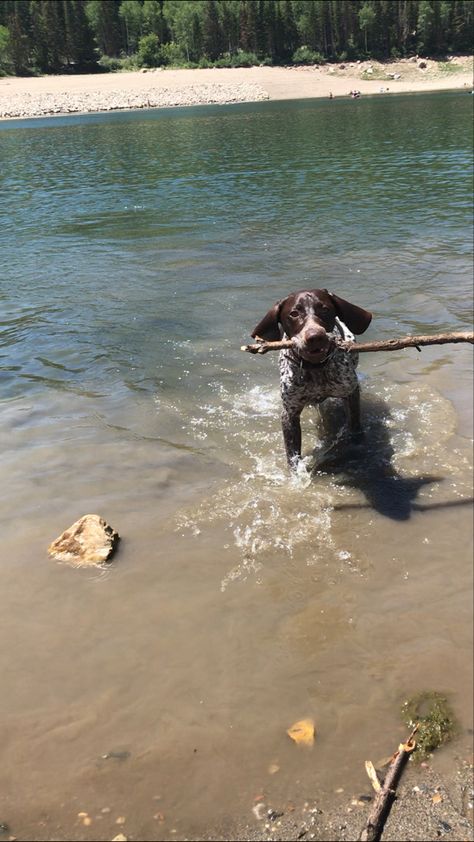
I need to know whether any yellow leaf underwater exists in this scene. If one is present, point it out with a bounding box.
[287,718,315,747]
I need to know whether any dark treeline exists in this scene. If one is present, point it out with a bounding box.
[0,0,472,76]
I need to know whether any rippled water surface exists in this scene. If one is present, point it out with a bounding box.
[0,92,473,840]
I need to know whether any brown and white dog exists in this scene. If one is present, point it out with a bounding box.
[251,288,372,468]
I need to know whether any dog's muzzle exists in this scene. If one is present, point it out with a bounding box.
[293,325,335,363]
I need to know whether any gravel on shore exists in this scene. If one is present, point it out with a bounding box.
[204,758,473,842]
[0,57,471,120]
[0,80,269,119]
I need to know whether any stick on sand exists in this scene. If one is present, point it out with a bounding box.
[241,332,474,355]
[358,725,419,842]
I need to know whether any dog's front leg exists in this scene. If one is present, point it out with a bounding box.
[281,407,302,469]
[345,386,363,436]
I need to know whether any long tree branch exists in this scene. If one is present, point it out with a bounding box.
[358,725,419,842]
[241,332,474,355]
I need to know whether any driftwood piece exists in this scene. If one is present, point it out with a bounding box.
[241,331,474,355]
[358,725,419,842]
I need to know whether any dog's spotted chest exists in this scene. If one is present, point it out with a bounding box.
[279,345,358,405]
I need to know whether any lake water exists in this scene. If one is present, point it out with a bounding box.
[0,92,473,841]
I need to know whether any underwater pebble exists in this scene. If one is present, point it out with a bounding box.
[252,803,266,820]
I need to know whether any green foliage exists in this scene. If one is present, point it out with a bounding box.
[401,691,458,760]
[359,2,376,52]
[214,52,233,67]
[86,0,122,57]
[97,53,124,71]
[1,1,472,76]
[119,0,144,54]
[160,40,187,65]
[64,1,97,69]
[417,0,436,54]
[203,0,223,60]
[230,49,259,66]
[0,24,12,75]
[142,0,167,41]
[137,32,162,66]
[438,60,465,73]
[164,0,203,62]
[292,45,325,65]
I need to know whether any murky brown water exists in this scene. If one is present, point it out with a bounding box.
[0,94,472,840]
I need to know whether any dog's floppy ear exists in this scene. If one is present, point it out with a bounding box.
[327,291,372,335]
[251,299,284,341]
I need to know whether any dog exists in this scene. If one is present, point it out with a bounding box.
[251,288,372,468]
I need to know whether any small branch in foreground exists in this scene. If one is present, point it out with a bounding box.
[241,332,474,355]
[358,725,419,842]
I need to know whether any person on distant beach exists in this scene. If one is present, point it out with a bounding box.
[329,91,333,99]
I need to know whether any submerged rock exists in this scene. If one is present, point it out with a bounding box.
[48,514,119,567]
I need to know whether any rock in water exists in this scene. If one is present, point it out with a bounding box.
[48,514,120,567]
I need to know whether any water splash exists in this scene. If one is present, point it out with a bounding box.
[175,374,472,588]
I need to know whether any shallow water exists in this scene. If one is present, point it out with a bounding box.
[0,92,473,840]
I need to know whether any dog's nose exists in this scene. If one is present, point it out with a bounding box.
[304,327,328,351]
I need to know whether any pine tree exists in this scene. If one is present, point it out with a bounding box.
[417,0,436,55]
[0,0,472,77]
[300,0,324,53]
[190,11,203,61]
[221,0,239,54]
[241,0,257,53]
[30,0,49,71]
[263,0,277,61]
[359,1,376,54]
[451,0,474,51]
[203,0,223,60]
[64,0,97,68]
[254,0,266,58]
[281,0,298,61]
[86,0,123,57]
[5,0,32,74]
[143,0,169,43]
[119,0,143,54]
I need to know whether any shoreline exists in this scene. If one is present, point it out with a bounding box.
[210,757,474,842]
[0,57,472,121]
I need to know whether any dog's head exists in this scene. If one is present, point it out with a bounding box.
[251,289,372,363]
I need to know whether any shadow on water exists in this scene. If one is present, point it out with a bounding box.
[310,394,446,521]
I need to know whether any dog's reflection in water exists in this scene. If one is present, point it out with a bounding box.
[310,395,440,521]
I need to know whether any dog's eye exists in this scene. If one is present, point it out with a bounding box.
[289,310,299,318]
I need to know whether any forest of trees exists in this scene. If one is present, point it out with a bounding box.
[0,0,472,77]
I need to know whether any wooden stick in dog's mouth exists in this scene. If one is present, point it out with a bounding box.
[241,331,474,355]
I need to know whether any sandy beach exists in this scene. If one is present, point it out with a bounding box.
[0,55,472,119]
